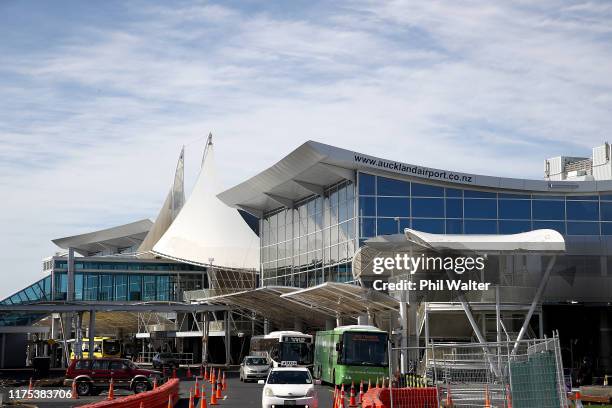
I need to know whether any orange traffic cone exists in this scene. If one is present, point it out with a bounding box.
[188,390,195,408]
[71,380,79,399]
[333,385,339,408]
[167,394,173,408]
[506,384,513,408]
[484,384,491,408]
[107,378,115,400]
[153,376,158,390]
[210,382,218,405]
[358,380,364,405]
[367,378,371,391]
[187,366,193,379]
[195,377,201,398]
[222,371,226,391]
[215,378,222,400]
[339,384,346,408]
[27,378,34,399]
[382,377,386,389]
[210,368,215,385]
[349,381,357,407]
[375,377,379,389]
[446,384,454,407]
[139,402,144,408]
[199,387,208,408]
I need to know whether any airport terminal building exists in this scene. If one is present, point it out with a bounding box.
[0,139,610,379]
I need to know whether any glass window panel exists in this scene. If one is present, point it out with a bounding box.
[465,220,497,234]
[377,218,401,235]
[412,182,443,197]
[412,218,445,234]
[74,274,83,301]
[359,218,376,238]
[499,220,531,234]
[99,274,113,301]
[464,190,496,198]
[377,176,410,196]
[532,195,565,200]
[129,275,142,301]
[566,195,598,201]
[339,200,349,222]
[412,198,444,218]
[533,221,565,234]
[445,199,463,218]
[157,276,170,301]
[446,188,462,198]
[377,197,410,217]
[339,221,350,242]
[567,201,599,220]
[464,199,497,219]
[499,199,531,219]
[600,194,612,201]
[601,222,612,235]
[446,219,463,234]
[601,202,612,221]
[114,275,127,301]
[359,197,376,217]
[84,274,99,301]
[498,193,531,199]
[358,173,376,195]
[330,225,339,245]
[532,200,565,220]
[567,222,599,235]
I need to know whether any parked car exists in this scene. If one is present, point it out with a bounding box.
[64,358,162,396]
[259,367,319,408]
[152,352,180,369]
[240,356,270,382]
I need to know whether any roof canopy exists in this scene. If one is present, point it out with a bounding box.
[52,219,152,256]
[152,139,260,270]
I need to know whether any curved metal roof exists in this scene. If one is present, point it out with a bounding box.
[218,140,612,215]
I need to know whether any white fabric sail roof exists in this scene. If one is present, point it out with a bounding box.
[138,147,185,257]
[151,139,260,270]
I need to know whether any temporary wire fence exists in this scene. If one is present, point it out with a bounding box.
[388,333,568,408]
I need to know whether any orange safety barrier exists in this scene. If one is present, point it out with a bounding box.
[77,378,180,408]
[360,387,438,408]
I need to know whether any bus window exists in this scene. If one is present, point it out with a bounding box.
[341,332,387,366]
[281,342,313,365]
[103,339,121,356]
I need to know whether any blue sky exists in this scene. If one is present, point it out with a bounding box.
[1,0,612,297]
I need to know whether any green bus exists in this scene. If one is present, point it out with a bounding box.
[314,325,388,386]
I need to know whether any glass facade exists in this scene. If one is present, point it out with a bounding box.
[261,180,356,287]
[358,172,612,238]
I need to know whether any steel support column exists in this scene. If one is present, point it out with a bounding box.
[224,310,231,366]
[88,310,95,359]
[512,256,556,355]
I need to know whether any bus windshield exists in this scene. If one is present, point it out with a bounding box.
[341,332,387,366]
[103,340,121,356]
[281,342,313,365]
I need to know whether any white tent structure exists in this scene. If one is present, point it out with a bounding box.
[151,136,260,272]
[137,147,185,257]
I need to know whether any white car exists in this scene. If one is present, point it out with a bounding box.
[259,367,320,408]
[240,356,271,382]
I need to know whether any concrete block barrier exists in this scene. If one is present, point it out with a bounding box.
[77,379,180,408]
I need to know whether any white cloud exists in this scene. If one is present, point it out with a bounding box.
[1,0,612,295]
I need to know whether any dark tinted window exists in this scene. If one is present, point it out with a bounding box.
[377,218,402,235]
[377,197,410,217]
[566,201,599,221]
[601,202,612,221]
[532,201,565,220]
[446,219,463,234]
[358,173,375,195]
[412,218,444,234]
[445,188,462,198]
[498,200,531,219]
[412,198,444,218]
[499,220,531,234]
[464,190,496,199]
[377,177,410,196]
[75,360,91,370]
[245,357,268,365]
[359,218,376,237]
[445,199,462,218]
[359,197,375,217]
[91,360,109,370]
[411,183,444,197]
[567,222,599,235]
[109,360,128,370]
[464,199,497,219]
[464,220,497,234]
[267,370,312,385]
[601,223,612,235]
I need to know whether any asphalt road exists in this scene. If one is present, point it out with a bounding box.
[5,370,336,408]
